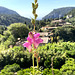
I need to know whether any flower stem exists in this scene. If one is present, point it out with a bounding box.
[37,57,39,69]
[51,57,54,75]
[33,53,35,75]
[34,24,35,32]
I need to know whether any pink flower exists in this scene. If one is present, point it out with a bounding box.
[23,32,43,52]
[34,33,40,38]
[23,42,32,52]
[33,33,43,48]
[23,37,32,52]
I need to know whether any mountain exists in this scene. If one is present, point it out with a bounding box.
[65,9,75,25]
[67,9,75,17]
[0,6,31,26]
[42,7,75,20]
[0,6,19,15]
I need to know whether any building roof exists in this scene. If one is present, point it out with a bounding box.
[65,22,71,25]
[41,37,49,43]
[51,19,65,23]
[39,32,48,36]
[41,26,57,29]
[50,33,53,36]
[15,41,27,46]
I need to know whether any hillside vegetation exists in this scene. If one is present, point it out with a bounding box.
[0,6,31,26]
[67,9,75,17]
[66,9,75,26]
[43,7,75,19]
[0,14,31,26]
[0,42,75,75]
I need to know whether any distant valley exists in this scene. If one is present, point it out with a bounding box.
[0,6,75,27]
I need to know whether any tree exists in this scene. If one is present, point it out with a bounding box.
[53,25,75,42]
[5,23,29,39]
[0,25,7,35]
[39,20,46,27]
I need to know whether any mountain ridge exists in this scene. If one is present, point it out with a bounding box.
[42,7,75,20]
[0,6,19,15]
[0,6,31,26]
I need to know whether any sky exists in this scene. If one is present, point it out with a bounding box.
[0,0,75,20]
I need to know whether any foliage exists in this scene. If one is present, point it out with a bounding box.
[66,17,75,25]
[0,14,31,26]
[66,9,75,25]
[0,34,16,49]
[53,25,75,42]
[0,46,32,68]
[67,9,75,17]
[0,25,7,35]
[17,67,42,75]
[60,58,75,75]
[7,23,29,39]
[0,63,20,75]
[35,20,46,31]
[0,42,75,71]
[38,42,75,68]
[42,68,61,75]
[12,46,24,52]
[0,23,29,49]
[3,35,16,48]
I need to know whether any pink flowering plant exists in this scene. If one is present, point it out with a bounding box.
[23,0,43,75]
[23,32,43,52]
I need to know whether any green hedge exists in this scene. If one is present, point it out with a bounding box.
[0,42,75,69]
[42,68,61,75]
[0,46,32,68]
[0,63,20,75]
[60,58,75,75]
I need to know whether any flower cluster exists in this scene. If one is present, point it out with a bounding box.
[23,32,43,52]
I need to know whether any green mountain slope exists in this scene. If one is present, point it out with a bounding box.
[0,6,19,15]
[67,9,75,17]
[0,6,31,26]
[66,9,75,25]
[42,7,75,19]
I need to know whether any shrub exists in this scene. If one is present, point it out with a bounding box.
[0,23,29,49]
[60,58,75,75]
[0,25,7,35]
[17,68,32,75]
[17,67,42,75]
[42,68,61,75]
[0,46,32,68]
[12,46,24,52]
[53,26,75,42]
[44,56,65,69]
[3,35,16,49]
[0,42,75,69]
[7,23,29,39]
[0,63,20,75]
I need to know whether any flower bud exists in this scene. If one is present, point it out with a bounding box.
[31,18,35,25]
[32,3,35,8]
[35,3,38,9]
[28,32,33,38]
[35,0,37,3]
[32,9,36,14]
[34,14,38,19]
